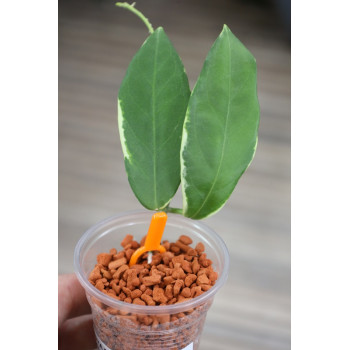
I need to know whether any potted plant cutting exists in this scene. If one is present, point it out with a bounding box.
[74,3,260,350]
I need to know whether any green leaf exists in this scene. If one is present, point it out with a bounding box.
[118,27,190,210]
[181,25,260,219]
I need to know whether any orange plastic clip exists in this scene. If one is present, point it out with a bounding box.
[129,212,167,266]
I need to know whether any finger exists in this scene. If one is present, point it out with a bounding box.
[58,274,91,327]
[58,314,96,350]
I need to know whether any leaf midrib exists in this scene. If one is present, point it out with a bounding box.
[152,31,160,208]
[190,33,232,218]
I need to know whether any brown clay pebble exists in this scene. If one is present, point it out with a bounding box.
[195,242,205,254]
[185,274,197,287]
[197,268,209,277]
[173,279,184,296]
[165,284,173,299]
[123,243,132,250]
[130,289,142,299]
[172,255,184,265]
[113,264,129,280]
[168,297,177,305]
[101,269,112,279]
[141,293,155,306]
[181,287,191,298]
[187,248,198,256]
[119,280,126,288]
[150,254,162,266]
[133,298,146,306]
[107,290,116,297]
[89,266,101,282]
[181,260,192,273]
[209,270,218,283]
[199,253,208,265]
[97,253,112,266]
[120,234,133,248]
[111,283,121,295]
[197,274,210,285]
[122,287,132,297]
[95,280,104,291]
[177,295,191,303]
[169,244,180,254]
[172,267,186,280]
[175,240,190,252]
[179,235,193,245]
[109,248,117,255]
[144,288,153,296]
[191,286,202,298]
[125,249,135,261]
[192,258,200,274]
[163,276,175,285]
[142,274,161,286]
[113,251,125,260]
[201,284,212,291]
[163,241,170,250]
[153,287,168,304]
[108,257,127,270]
[131,240,140,249]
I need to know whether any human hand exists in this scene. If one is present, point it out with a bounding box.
[58,274,96,350]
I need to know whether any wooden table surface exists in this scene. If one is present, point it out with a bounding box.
[59,0,290,349]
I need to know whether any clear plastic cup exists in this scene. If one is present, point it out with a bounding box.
[74,210,229,350]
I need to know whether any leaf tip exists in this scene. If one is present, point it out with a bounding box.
[222,24,257,64]
[154,26,165,34]
[222,24,233,35]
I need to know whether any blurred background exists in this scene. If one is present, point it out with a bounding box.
[58,0,290,349]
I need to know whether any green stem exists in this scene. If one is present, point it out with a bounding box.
[116,2,154,34]
[167,207,183,215]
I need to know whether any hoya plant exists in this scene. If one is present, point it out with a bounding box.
[117,2,259,220]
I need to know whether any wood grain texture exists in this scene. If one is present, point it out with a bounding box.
[58,0,290,349]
